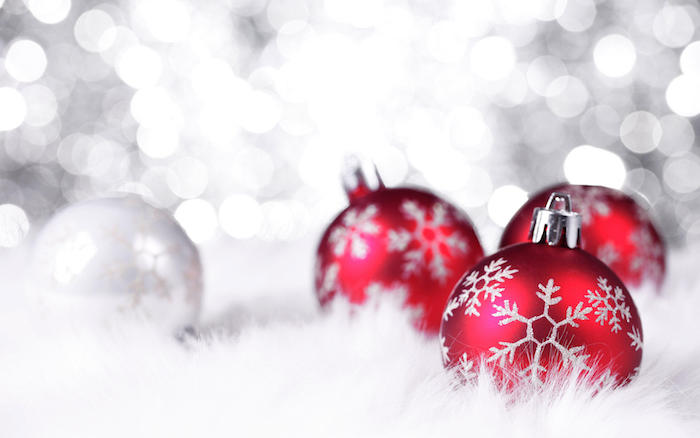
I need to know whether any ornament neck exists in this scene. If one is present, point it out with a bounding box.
[342,156,385,201]
[528,192,581,249]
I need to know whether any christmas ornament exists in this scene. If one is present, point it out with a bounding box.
[31,196,203,331]
[315,159,484,333]
[500,184,665,290]
[440,193,643,386]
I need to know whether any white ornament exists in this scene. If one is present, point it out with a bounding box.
[30,197,203,331]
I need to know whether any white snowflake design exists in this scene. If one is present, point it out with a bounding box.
[628,326,643,351]
[458,353,477,380]
[443,258,518,320]
[488,279,593,384]
[328,205,380,259]
[585,277,631,333]
[565,186,611,225]
[387,200,469,283]
[441,337,478,381]
[629,226,663,284]
[596,243,620,267]
[315,262,340,301]
[364,281,423,322]
[440,335,450,363]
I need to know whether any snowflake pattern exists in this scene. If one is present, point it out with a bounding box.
[328,205,380,259]
[440,335,450,363]
[458,353,477,380]
[488,279,593,384]
[585,277,631,333]
[629,226,663,284]
[628,326,643,351]
[443,258,518,319]
[316,262,340,301]
[596,243,620,267]
[566,186,611,225]
[387,201,469,282]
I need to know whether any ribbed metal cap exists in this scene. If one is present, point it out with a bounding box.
[528,192,582,249]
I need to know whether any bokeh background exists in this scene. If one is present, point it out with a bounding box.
[0,0,699,254]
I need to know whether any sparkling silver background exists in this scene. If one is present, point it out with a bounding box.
[0,0,699,252]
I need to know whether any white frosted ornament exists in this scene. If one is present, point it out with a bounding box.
[31,197,203,331]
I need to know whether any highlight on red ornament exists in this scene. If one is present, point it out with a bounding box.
[500,184,666,291]
[314,157,485,334]
[440,193,643,387]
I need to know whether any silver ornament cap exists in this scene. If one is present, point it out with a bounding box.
[342,155,385,201]
[529,192,582,249]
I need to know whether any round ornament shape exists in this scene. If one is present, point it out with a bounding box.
[441,193,643,387]
[314,160,484,333]
[31,196,203,331]
[500,184,665,290]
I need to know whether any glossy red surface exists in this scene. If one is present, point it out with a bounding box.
[315,187,484,333]
[439,243,643,387]
[500,184,665,290]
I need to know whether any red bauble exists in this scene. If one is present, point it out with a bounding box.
[500,184,665,290]
[314,162,484,334]
[440,193,643,387]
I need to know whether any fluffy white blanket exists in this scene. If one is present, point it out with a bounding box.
[2,240,699,437]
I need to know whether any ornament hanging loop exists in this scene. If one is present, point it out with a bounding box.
[342,155,385,201]
[529,192,582,249]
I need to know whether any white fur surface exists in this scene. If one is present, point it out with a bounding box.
[2,239,700,437]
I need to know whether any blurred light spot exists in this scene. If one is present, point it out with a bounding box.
[470,36,516,81]
[449,106,492,160]
[324,0,384,28]
[0,204,29,247]
[130,87,181,127]
[619,111,662,154]
[174,199,217,243]
[545,75,589,118]
[21,84,57,127]
[427,21,467,63]
[564,145,626,188]
[658,114,695,157]
[74,9,116,53]
[239,91,282,134]
[665,75,700,117]
[527,55,567,96]
[167,157,209,199]
[257,200,308,241]
[5,39,47,82]
[230,147,275,193]
[680,41,700,76]
[663,154,700,194]
[455,166,493,208]
[26,0,70,24]
[267,0,309,30]
[134,0,191,42]
[556,0,596,32]
[452,2,493,38]
[488,185,528,227]
[115,45,162,89]
[653,5,694,48]
[136,123,179,158]
[594,34,636,78]
[219,194,262,239]
[532,0,567,21]
[420,148,471,191]
[0,87,27,131]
